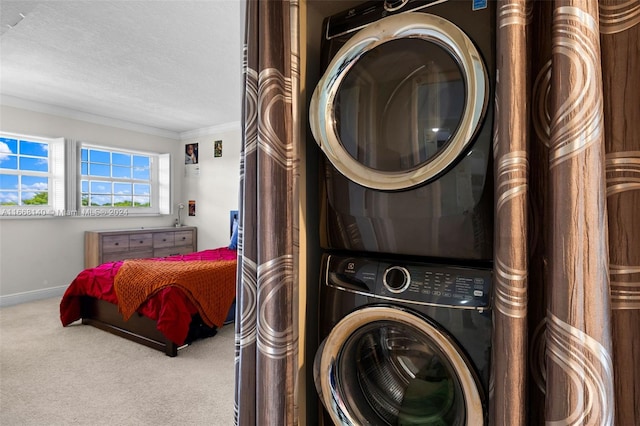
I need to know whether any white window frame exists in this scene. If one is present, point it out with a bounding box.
[0,132,66,217]
[76,141,170,217]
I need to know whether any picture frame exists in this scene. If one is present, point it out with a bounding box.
[185,143,199,164]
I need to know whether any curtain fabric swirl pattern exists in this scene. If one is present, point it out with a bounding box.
[235,1,300,425]
[493,0,639,423]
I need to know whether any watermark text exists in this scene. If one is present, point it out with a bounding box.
[0,208,129,217]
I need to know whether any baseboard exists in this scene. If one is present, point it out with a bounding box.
[0,285,67,307]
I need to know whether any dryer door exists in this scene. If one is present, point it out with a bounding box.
[314,305,485,425]
[309,12,488,191]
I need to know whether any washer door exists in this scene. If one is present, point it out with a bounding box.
[314,306,484,425]
[309,13,488,191]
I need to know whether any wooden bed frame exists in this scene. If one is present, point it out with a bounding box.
[80,296,181,357]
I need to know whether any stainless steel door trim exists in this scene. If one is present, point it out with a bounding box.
[315,305,484,425]
[384,0,410,12]
[309,12,488,191]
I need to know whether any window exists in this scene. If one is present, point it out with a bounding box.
[81,146,152,209]
[79,143,170,216]
[0,133,65,215]
[0,132,170,218]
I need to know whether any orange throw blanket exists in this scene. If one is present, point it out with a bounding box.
[114,259,237,328]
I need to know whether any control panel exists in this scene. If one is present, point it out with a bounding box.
[326,0,447,40]
[324,254,492,309]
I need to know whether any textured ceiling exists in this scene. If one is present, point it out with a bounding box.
[0,0,243,137]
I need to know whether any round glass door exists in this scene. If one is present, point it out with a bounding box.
[315,306,484,425]
[309,13,488,191]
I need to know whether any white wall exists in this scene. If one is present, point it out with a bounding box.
[180,126,242,250]
[0,105,241,306]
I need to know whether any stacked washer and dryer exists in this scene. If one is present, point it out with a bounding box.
[308,0,495,424]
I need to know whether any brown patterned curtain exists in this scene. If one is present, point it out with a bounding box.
[492,0,639,424]
[234,0,300,425]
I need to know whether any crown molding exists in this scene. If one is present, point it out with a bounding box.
[179,121,242,140]
[1,95,182,140]
[1,95,242,142]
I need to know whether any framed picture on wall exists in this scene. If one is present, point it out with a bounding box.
[214,140,222,157]
[185,143,199,164]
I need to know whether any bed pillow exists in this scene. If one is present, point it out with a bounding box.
[229,218,239,249]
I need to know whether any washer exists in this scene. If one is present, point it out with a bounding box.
[314,253,492,425]
[309,0,495,262]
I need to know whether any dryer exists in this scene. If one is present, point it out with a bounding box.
[314,253,492,425]
[309,0,495,262]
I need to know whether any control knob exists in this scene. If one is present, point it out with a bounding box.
[383,266,411,293]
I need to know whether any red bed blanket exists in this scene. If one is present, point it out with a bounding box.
[60,248,238,345]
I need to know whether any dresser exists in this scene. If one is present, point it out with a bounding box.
[84,226,197,268]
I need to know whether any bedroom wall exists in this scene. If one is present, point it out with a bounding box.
[0,104,241,306]
[180,125,242,250]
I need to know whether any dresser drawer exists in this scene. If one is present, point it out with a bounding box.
[103,250,153,264]
[154,246,195,258]
[153,232,175,248]
[129,233,153,250]
[174,231,194,247]
[102,235,130,252]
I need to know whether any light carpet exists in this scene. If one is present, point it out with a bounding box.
[0,297,235,425]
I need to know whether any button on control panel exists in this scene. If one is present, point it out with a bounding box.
[325,254,492,309]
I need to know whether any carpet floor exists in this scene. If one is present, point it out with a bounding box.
[0,297,235,425]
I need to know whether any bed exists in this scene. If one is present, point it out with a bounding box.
[59,247,238,356]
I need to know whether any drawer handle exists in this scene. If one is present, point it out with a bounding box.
[163,238,167,242]
[139,240,144,244]
[115,242,119,246]
[181,237,186,240]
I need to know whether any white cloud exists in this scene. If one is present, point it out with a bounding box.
[0,142,12,162]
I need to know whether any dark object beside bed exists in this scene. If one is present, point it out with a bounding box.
[61,248,237,357]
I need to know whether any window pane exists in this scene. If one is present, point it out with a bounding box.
[0,139,18,170]
[89,150,110,164]
[0,174,18,190]
[81,193,89,206]
[112,165,131,178]
[22,175,48,192]
[133,155,149,168]
[0,191,18,205]
[81,180,89,192]
[90,181,111,194]
[133,184,150,196]
[81,162,88,175]
[133,196,150,207]
[0,155,18,170]
[89,163,110,177]
[90,195,111,206]
[19,141,48,157]
[114,195,133,206]
[21,191,48,205]
[81,148,88,161]
[20,157,49,172]
[133,166,150,180]
[0,138,18,153]
[114,182,132,195]
[112,153,131,166]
